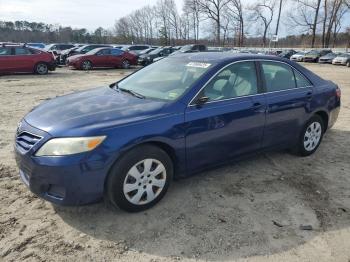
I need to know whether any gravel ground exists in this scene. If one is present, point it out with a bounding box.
[0,64,349,262]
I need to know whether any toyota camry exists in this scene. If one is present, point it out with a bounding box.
[14,53,341,212]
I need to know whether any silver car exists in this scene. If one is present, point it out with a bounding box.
[332,53,350,67]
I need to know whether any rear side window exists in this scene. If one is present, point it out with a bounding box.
[111,49,123,56]
[261,61,296,92]
[97,49,111,55]
[294,69,311,88]
[202,61,258,101]
[14,47,32,55]
[0,47,11,55]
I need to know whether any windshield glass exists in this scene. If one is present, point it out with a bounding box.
[339,53,350,58]
[179,45,193,52]
[117,58,212,101]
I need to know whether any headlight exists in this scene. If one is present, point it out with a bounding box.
[35,136,106,156]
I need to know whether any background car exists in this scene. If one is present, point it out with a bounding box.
[138,46,174,66]
[332,53,350,67]
[318,52,340,64]
[27,43,46,49]
[44,43,76,55]
[122,45,151,55]
[278,49,297,59]
[303,50,331,62]
[290,51,307,62]
[0,44,56,75]
[153,44,207,62]
[67,47,137,70]
[68,44,112,57]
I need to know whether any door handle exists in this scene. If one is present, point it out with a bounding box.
[252,102,265,113]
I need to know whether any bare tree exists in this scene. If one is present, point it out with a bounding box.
[250,0,276,47]
[227,0,245,46]
[183,0,201,42]
[197,0,231,45]
[288,0,322,47]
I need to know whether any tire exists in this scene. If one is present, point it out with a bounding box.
[121,59,130,69]
[81,60,92,70]
[295,115,324,156]
[106,145,173,212]
[35,63,48,75]
[346,61,350,67]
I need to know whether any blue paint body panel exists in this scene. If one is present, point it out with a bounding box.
[14,53,341,205]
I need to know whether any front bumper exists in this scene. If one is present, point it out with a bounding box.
[14,120,110,206]
[332,60,347,65]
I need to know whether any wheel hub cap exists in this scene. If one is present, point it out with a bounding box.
[304,122,322,151]
[123,159,166,205]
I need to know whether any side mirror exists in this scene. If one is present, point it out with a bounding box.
[196,96,209,105]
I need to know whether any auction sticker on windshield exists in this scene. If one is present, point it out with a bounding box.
[186,62,211,68]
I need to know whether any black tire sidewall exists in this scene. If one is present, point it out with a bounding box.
[298,115,324,156]
[122,60,130,69]
[106,145,173,212]
[35,63,48,75]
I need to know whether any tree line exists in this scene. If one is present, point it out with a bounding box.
[1,0,349,48]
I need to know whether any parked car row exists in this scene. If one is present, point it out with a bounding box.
[290,49,350,67]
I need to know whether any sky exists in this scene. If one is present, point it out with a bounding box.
[0,0,349,37]
[0,0,183,31]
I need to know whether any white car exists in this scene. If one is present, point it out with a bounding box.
[332,53,350,67]
[290,52,306,62]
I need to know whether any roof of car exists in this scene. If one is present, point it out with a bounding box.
[170,52,291,64]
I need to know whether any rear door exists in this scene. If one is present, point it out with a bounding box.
[259,60,313,149]
[185,61,266,172]
[109,49,124,67]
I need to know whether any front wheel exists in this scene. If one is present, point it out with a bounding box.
[295,115,324,156]
[106,145,173,212]
[35,63,48,75]
[346,61,350,67]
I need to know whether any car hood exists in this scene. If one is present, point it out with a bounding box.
[24,86,169,136]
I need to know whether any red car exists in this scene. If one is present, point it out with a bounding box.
[67,47,137,70]
[0,44,56,75]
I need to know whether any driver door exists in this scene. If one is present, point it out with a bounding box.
[184,61,266,172]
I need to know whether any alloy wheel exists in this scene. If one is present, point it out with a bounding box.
[123,158,166,205]
[82,61,92,70]
[303,122,322,151]
[36,63,48,74]
[122,60,130,69]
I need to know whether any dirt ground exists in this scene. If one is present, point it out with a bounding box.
[0,64,350,262]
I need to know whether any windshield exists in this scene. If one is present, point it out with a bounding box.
[139,48,153,54]
[308,50,319,55]
[117,58,212,101]
[339,53,350,58]
[179,45,193,52]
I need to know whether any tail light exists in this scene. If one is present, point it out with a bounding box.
[336,86,341,99]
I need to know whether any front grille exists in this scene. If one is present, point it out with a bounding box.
[16,131,42,152]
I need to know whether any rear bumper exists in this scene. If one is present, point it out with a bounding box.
[329,106,340,129]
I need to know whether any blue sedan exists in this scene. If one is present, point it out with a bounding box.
[14,53,341,212]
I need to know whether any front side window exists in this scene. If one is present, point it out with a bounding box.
[0,47,11,55]
[14,47,31,55]
[117,58,212,101]
[202,61,258,101]
[261,61,296,92]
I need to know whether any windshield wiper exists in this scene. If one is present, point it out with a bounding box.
[111,83,145,99]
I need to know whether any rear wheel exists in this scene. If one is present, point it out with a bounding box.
[295,115,324,156]
[121,59,130,69]
[81,60,92,70]
[35,63,48,75]
[106,145,173,212]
